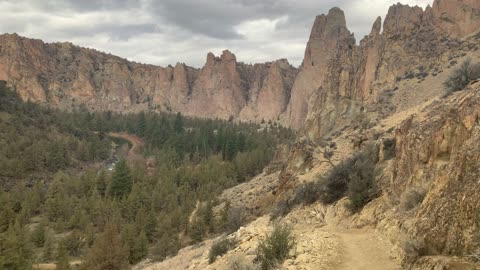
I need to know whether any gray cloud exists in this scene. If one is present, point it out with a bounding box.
[0,0,433,67]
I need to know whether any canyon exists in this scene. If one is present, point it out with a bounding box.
[1,0,480,269]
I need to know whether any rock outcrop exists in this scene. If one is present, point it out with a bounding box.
[286,7,354,129]
[293,0,480,138]
[393,86,480,258]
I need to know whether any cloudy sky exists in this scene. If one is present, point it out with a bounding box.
[0,0,433,67]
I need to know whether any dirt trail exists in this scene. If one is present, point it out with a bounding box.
[332,228,401,270]
[107,132,144,160]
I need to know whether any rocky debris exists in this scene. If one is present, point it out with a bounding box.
[410,256,474,270]
[217,171,280,221]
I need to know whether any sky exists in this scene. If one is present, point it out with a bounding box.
[0,0,433,67]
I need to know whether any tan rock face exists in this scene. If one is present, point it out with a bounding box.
[287,7,354,129]
[428,0,480,38]
[297,0,480,139]
[0,35,297,121]
[0,0,479,131]
[392,86,480,257]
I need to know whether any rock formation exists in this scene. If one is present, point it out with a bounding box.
[0,0,478,131]
[0,35,297,122]
[296,0,480,139]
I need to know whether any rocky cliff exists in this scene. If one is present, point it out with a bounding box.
[0,35,297,121]
[292,0,480,138]
[0,0,478,130]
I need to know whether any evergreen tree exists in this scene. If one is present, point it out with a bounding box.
[203,200,215,233]
[96,170,107,197]
[130,230,148,264]
[144,210,158,242]
[83,223,129,270]
[174,112,184,133]
[56,240,71,270]
[42,233,54,262]
[152,233,179,261]
[31,222,46,248]
[137,112,147,138]
[0,222,33,270]
[109,160,133,198]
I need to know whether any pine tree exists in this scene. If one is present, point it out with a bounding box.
[42,233,54,262]
[152,233,179,261]
[174,112,184,133]
[137,112,147,138]
[31,222,46,247]
[96,170,107,197]
[144,210,157,242]
[56,240,70,270]
[0,221,33,270]
[109,159,132,198]
[83,223,129,270]
[130,231,148,264]
[203,200,215,233]
[220,201,231,231]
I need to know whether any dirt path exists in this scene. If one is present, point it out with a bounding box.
[107,132,144,160]
[333,229,401,270]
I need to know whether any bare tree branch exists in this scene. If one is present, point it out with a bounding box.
[301,131,336,169]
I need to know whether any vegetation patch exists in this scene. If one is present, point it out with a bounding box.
[255,222,295,270]
[278,144,380,215]
[444,59,480,95]
[208,237,238,264]
[400,187,427,211]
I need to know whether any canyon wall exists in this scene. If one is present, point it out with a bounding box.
[0,35,297,122]
[0,0,479,131]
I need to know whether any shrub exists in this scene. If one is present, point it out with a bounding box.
[208,237,237,264]
[229,254,259,270]
[400,188,426,211]
[225,207,246,234]
[346,158,377,212]
[255,223,295,270]
[291,160,351,207]
[273,145,380,216]
[382,138,396,160]
[271,199,289,219]
[444,59,480,94]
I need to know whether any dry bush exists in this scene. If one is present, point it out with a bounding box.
[400,187,427,211]
[444,59,480,95]
[284,144,379,213]
[208,237,237,264]
[227,254,259,270]
[255,223,295,270]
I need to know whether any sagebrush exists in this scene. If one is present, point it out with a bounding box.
[286,144,379,213]
[208,237,237,264]
[255,223,295,270]
[444,59,480,94]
